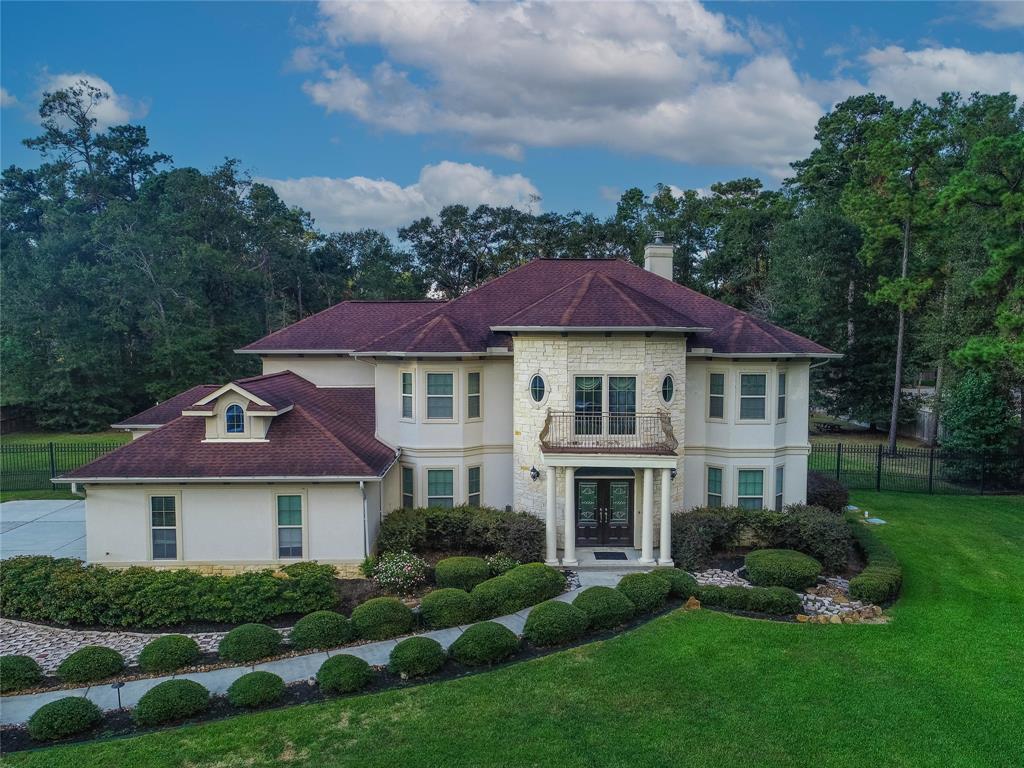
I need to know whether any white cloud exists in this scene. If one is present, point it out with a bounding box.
[0,87,16,107]
[862,46,1024,105]
[976,1,1024,28]
[259,161,541,232]
[38,73,145,128]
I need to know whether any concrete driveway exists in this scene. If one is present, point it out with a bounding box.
[0,499,86,560]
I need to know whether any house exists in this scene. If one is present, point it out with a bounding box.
[60,241,837,573]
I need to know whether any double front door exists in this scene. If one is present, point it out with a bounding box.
[575,478,634,546]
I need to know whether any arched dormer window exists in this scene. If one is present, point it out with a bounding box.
[225,404,244,434]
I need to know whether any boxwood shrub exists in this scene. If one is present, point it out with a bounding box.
[616,572,670,614]
[289,611,354,651]
[420,588,478,629]
[388,636,446,678]
[0,654,43,693]
[217,623,281,663]
[698,585,801,615]
[745,549,822,590]
[377,506,544,563]
[847,515,903,604]
[227,671,285,708]
[807,471,850,512]
[317,654,372,694]
[350,597,414,640]
[434,556,490,591]
[27,696,103,741]
[449,621,519,666]
[138,635,201,674]
[470,576,523,618]
[523,600,589,647]
[504,563,566,605]
[56,646,124,684]
[652,567,699,598]
[133,679,209,726]
[572,586,635,630]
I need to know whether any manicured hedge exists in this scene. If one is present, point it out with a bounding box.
[138,635,201,674]
[572,586,635,630]
[0,556,336,629]
[378,506,544,563]
[847,515,903,604]
[434,556,490,592]
[807,471,850,513]
[698,585,801,615]
[745,549,822,590]
[317,654,372,694]
[388,637,446,678]
[133,679,209,726]
[289,611,354,651]
[227,671,285,708]
[523,600,589,647]
[616,572,670,613]
[350,597,414,640]
[0,654,42,693]
[449,621,519,666]
[652,567,699,598]
[27,696,103,741]
[420,588,478,629]
[471,563,565,618]
[217,624,281,663]
[56,646,124,684]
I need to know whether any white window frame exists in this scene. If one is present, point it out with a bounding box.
[706,369,727,422]
[777,371,787,422]
[148,492,182,561]
[467,465,482,507]
[425,467,457,508]
[661,374,675,405]
[737,371,769,423]
[736,467,765,510]
[466,370,482,421]
[401,465,415,509]
[400,370,415,422]
[424,371,457,423]
[528,372,548,407]
[775,465,785,512]
[274,491,307,560]
[705,465,724,508]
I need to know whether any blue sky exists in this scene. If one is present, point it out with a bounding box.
[2,1,1021,233]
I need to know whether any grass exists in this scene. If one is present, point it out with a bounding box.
[8,492,1022,767]
[0,431,130,446]
[0,490,81,503]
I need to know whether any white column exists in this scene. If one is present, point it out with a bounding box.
[563,466,578,566]
[545,467,558,565]
[658,468,674,566]
[640,467,655,563]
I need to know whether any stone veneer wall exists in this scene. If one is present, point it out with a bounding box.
[512,333,687,548]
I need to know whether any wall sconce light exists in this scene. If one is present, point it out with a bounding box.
[670,468,678,480]
[530,466,540,481]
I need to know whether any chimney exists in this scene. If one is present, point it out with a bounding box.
[643,231,673,281]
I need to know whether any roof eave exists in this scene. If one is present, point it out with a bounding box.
[490,325,712,334]
[686,351,842,359]
[235,348,357,355]
[55,474,387,484]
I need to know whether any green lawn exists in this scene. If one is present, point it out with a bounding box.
[1,431,130,446]
[8,493,1023,767]
[0,489,81,503]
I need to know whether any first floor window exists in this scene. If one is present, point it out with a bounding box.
[225,403,244,433]
[401,372,414,419]
[739,374,767,420]
[467,466,481,507]
[777,372,787,420]
[467,372,481,419]
[402,466,415,509]
[737,469,764,510]
[150,496,177,559]
[427,469,454,508]
[277,495,303,558]
[427,373,454,419]
[708,372,725,419]
[706,467,723,508]
[775,465,785,512]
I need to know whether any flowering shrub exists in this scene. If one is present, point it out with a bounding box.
[371,551,428,596]
[485,552,518,576]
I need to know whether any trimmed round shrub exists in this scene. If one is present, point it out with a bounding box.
[449,621,519,666]
[807,471,849,513]
[27,696,103,741]
[504,563,566,604]
[388,636,446,678]
[434,556,490,591]
[0,654,43,693]
[289,611,354,651]
[317,654,372,694]
[652,567,699,598]
[56,646,125,684]
[745,586,802,615]
[471,575,523,618]
[420,588,478,629]
[572,586,635,630]
[849,566,902,604]
[523,600,589,647]
[227,671,285,708]
[218,623,282,663]
[138,635,201,674]
[745,549,822,590]
[133,679,209,726]
[350,597,414,640]
[616,572,670,614]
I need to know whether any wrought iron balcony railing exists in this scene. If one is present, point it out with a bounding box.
[539,411,678,455]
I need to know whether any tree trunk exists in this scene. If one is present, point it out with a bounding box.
[927,281,950,446]
[846,278,856,347]
[887,215,912,455]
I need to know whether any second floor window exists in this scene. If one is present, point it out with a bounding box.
[225,403,244,433]
[467,372,481,419]
[608,376,636,435]
[426,373,453,419]
[739,374,767,420]
[777,373,787,420]
[575,376,603,435]
[401,372,414,419]
[708,373,725,419]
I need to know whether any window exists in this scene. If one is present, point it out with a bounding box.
[708,373,725,419]
[277,495,303,558]
[574,376,603,435]
[467,466,481,507]
[661,375,674,404]
[401,372,414,419]
[739,374,767,420]
[427,469,454,508]
[737,469,764,510]
[775,465,785,512]
[150,496,178,560]
[530,374,546,403]
[467,372,481,419]
[706,467,723,508]
[225,403,244,434]
[608,376,636,435]
[426,373,454,420]
[401,466,414,509]
[777,372,787,420]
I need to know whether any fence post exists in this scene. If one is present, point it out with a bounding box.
[47,441,57,491]
[875,443,883,492]
[928,447,935,494]
[835,443,843,481]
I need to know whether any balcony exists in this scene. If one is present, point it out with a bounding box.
[539,411,679,456]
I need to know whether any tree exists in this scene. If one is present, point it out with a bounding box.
[940,371,1021,483]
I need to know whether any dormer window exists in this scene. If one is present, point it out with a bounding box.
[225,404,244,434]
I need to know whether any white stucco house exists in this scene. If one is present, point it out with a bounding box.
[61,241,838,572]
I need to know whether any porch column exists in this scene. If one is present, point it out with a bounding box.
[563,466,578,566]
[640,467,655,563]
[658,468,674,566]
[545,467,558,565]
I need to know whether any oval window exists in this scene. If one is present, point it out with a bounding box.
[661,375,674,404]
[530,374,546,403]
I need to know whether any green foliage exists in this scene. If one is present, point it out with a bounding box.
[56,646,124,684]
[419,588,478,629]
[523,600,589,647]
[377,506,544,563]
[350,597,414,640]
[847,514,903,604]
[0,654,43,693]
[484,552,519,576]
[652,568,699,598]
[572,586,636,630]
[316,654,372,694]
[449,621,519,666]
[227,671,285,709]
[137,635,201,674]
[616,573,670,614]
[940,371,1021,482]
[745,549,823,590]
[133,679,209,726]
[503,563,566,604]
[470,575,523,618]
[434,556,490,592]
[698,585,801,615]
[217,624,282,663]
[806,471,850,513]
[288,611,354,651]
[369,551,428,596]
[27,696,103,741]
[388,637,446,678]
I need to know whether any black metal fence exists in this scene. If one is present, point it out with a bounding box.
[0,443,122,492]
[810,443,1024,495]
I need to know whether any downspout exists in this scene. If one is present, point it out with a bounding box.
[359,481,368,559]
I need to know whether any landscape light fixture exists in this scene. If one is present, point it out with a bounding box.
[530,466,540,481]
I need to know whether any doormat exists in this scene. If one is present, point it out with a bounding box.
[593,551,628,561]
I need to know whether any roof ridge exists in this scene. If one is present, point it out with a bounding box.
[559,271,597,325]
[593,273,656,325]
[494,271,594,325]
[233,370,295,385]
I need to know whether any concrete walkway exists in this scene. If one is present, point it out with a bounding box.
[0,500,86,560]
[0,570,633,725]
